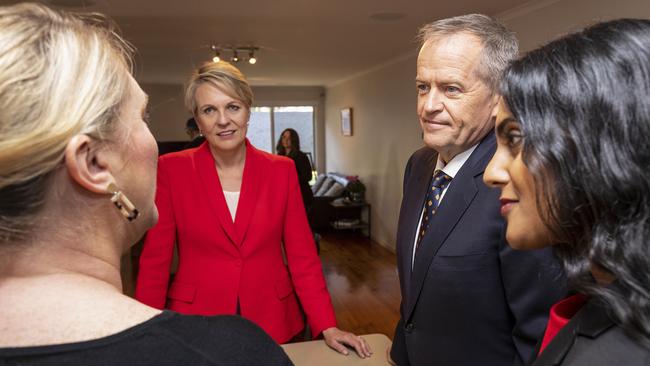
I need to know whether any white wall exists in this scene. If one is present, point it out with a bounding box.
[324,0,650,251]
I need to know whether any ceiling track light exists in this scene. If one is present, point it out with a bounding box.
[210,45,220,63]
[209,44,259,65]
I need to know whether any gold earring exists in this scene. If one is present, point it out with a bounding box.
[107,182,139,222]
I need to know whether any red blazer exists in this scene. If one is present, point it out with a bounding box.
[135,140,337,343]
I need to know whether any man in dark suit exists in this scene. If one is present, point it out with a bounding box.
[390,14,566,366]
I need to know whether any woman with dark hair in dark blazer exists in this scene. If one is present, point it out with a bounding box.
[484,19,650,365]
[276,128,314,212]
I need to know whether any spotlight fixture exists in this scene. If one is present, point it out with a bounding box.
[209,45,260,65]
[248,49,257,64]
[211,45,220,63]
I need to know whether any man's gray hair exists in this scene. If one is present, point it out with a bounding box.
[418,14,518,90]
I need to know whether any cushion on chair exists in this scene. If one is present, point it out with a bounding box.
[309,172,358,230]
[311,174,327,194]
[315,177,335,196]
[323,182,345,197]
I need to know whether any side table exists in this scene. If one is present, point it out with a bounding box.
[328,200,371,239]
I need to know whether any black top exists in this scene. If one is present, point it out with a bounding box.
[286,150,313,209]
[0,312,293,366]
[183,137,206,150]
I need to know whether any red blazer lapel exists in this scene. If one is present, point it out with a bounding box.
[194,143,239,245]
[234,140,264,247]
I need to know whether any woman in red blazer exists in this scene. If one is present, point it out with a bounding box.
[136,61,371,358]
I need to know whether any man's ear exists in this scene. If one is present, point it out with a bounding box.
[490,95,501,120]
[64,135,115,194]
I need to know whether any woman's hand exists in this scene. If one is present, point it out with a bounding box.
[322,327,372,358]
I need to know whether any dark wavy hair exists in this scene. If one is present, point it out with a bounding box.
[502,19,650,345]
[276,128,301,156]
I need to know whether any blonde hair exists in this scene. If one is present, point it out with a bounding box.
[184,61,253,114]
[0,3,134,243]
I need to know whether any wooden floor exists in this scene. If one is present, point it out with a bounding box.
[319,232,400,339]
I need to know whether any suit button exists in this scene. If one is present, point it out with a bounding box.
[405,323,414,333]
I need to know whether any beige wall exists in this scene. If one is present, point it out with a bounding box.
[504,0,650,53]
[325,57,419,251]
[140,83,189,142]
[324,0,650,251]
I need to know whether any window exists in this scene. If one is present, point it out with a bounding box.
[248,107,272,152]
[247,106,315,167]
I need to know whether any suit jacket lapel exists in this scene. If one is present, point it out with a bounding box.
[530,298,616,365]
[532,320,576,365]
[234,140,263,247]
[195,143,239,245]
[399,151,437,301]
[406,133,496,320]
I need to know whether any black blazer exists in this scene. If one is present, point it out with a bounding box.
[391,132,566,366]
[530,298,650,365]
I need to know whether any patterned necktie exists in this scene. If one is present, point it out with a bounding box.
[415,170,452,253]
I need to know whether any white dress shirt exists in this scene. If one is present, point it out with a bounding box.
[411,144,478,269]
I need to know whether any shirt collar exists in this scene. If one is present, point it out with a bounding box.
[434,144,479,178]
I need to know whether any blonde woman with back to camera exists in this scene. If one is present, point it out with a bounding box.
[0,3,291,365]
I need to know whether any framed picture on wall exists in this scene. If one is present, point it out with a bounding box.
[341,107,353,136]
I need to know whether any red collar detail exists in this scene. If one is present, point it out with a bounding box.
[539,294,588,355]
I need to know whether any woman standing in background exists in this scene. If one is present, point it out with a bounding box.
[276,128,314,214]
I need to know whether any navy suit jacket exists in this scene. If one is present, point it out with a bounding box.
[391,132,566,366]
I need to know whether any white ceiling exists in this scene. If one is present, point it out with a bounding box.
[2,0,533,85]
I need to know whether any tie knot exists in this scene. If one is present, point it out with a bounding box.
[431,170,452,189]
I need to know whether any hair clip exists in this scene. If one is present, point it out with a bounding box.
[107,182,139,222]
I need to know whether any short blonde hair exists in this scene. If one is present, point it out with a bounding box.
[0,3,134,242]
[184,61,253,114]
